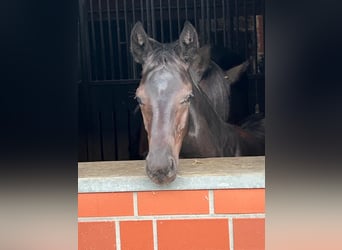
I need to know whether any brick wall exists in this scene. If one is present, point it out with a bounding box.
[78,188,265,250]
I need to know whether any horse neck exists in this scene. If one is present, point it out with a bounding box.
[183,74,264,157]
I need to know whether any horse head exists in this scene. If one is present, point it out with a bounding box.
[130,21,199,184]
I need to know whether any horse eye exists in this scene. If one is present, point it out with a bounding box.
[181,93,194,104]
[135,96,143,105]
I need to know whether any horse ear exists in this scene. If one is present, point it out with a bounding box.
[130,21,152,64]
[178,21,199,62]
[224,60,249,85]
[191,45,211,79]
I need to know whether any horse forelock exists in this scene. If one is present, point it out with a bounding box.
[141,43,187,79]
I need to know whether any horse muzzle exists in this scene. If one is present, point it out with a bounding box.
[145,149,178,185]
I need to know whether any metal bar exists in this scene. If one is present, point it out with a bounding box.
[124,0,130,78]
[262,0,265,75]
[222,0,226,47]
[77,4,84,81]
[244,0,248,60]
[132,0,137,79]
[140,0,144,24]
[253,0,259,113]
[200,0,205,43]
[168,0,172,41]
[78,0,92,81]
[253,0,258,75]
[89,0,98,80]
[115,0,123,78]
[227,0,233,49]
[106,0,115,79]
[151,0,156,38]
[213,0,217,45]
[132,0,136,23]
[79,0,93,161]
[185,0,188,20]
[111,95,118,160]
[177,0,180,34]
[194,0,198,28]
[234,0,239,50]
[78,0,90,161]
[206,0,210,44]
[77,21,82,82]
[159,0,164,42]
[98,111,104,160]
[146,0,151,34]
[98,0,107,79]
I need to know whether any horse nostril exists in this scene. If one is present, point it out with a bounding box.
[169,157,175,171]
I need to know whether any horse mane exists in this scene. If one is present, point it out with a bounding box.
[142,42,187,76]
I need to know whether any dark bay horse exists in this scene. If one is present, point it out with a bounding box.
[131,21,264,184]
[134,21,250,158]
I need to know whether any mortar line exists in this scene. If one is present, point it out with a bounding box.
[78,213,265,222]
[229,218,234,250]
[115,220,121,250]
[133,192,138,216]
[208,190,214,214]
[152,219,158,250]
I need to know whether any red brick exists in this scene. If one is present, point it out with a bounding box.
[234,218,265,250]
[157,219,229,250]
[120,221,154,250]
[78,192,134,217]
[138,190,209,215]
[214,189,265,214]
[78,222,116,250]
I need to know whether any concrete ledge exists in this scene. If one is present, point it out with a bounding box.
[78,156,265,192]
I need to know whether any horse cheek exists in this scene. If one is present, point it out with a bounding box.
[140,107,152,140]
[174,107,190,156]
